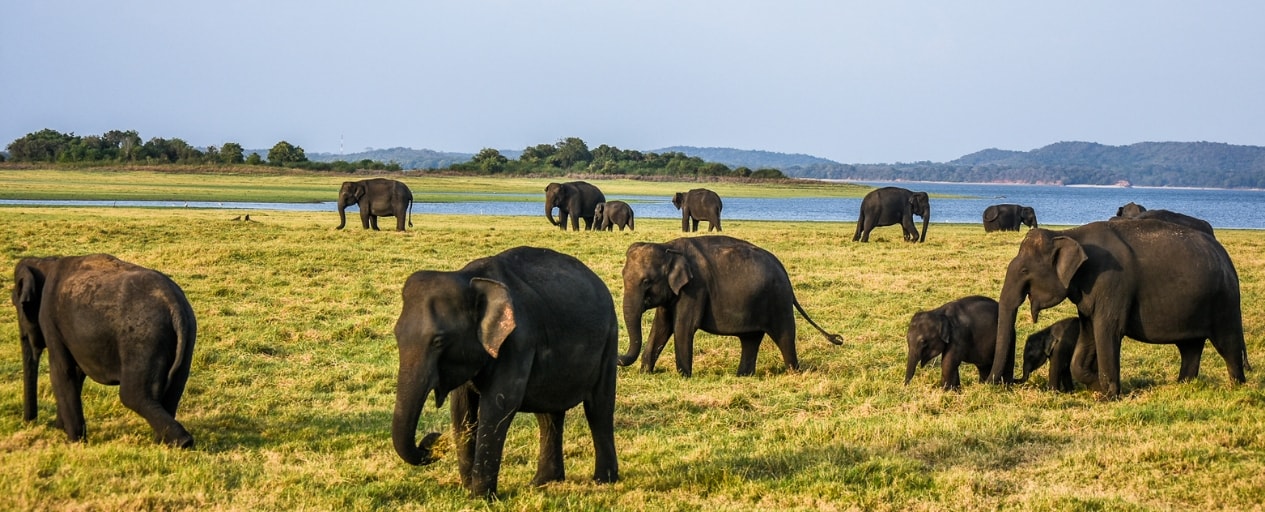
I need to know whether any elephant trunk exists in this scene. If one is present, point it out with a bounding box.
[919,206,929,243]
[904,351,919,385]
[21,341,40,421]
[545,200,559,226]
[392,369,440,466]
[990,283,1023,384]
[618,297,644,367]
[336,197,349,230]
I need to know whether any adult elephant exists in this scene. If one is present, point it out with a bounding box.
[672,188,723,232]
[391,247,619,498]
[853,187,930,242]
[982,204,1038,232]
[619,236,843,377]
[545,181,606,231]
[990,221,1248,398]
[594,201,635,231]
[336,178,414,231]
[1116,202,1147,217]
[12,254,197,448]
[904,296,1004,390]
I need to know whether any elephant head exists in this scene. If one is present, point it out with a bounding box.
[544,183,569,226]
[1116,202,1146,218]
[391,272,516,466]
[910,192,930,242]
[12,259,48,422]
[1020,206,1038,229]
[904,310,951,384]
[336,181,367,230]
[671,192,685,210]
[618,242,689,366]
[1018,329,1054,384]
[993,229,1087,382]
[594,202,607,230]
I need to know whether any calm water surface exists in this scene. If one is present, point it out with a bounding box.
[4,182,1262,229]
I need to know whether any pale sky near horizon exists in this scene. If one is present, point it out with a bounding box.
[2,1,1262,164]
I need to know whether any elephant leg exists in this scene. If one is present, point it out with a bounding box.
[470,393,517,498]
[1092,320,1124,398]
[1070,328,1100,389]
[1209,323,1248,382]
[902,216,919,242]
[940,356,962,390]
[396,212,407,231]
[1175,339,1205,382]
[710,217,721,232]
[582,383,619,483]
[976,364,990,383]
[672,313,701,377]
[48,352,87,442]
[451,385,479,490]
[859,217,876,242]
[119,370,192,448]
[642,309,674,373]
[853,215,865,242]
[681,212,690,232]
[570,214,581,231]
[370,215,381,231]
[531,411,566,486]
[736,333,763,376]
[768,324,800,373]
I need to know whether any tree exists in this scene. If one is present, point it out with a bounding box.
[520,143,556,163]
[471,148,509,173]
[246,152,263,165]
[550,137,591,168]
[220,142,245,164]
[6,128,75,162]
[267,141,308,165]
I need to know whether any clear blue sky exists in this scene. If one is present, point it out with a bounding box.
[3,1,1262,163]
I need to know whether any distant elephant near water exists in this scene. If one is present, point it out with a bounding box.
[672,189,723,232]
[594,201,635,231]
[546,181,606,231]
[982,204,1037,232]
[336,178,414,231]
[853,187,930,242]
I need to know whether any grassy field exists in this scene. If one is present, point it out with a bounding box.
[0,172,1263,510]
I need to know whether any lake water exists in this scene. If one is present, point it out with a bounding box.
[3,181,1263,229]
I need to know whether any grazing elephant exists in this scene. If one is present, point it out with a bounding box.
[982,204,1038,232]
[853,187,930,243]
[391,247,619,498]
[904,296,1004,390]
[619,236,843,377]
[1018,318,1081,392]
[336,178,414,231]
[545,181,606,231]
[12,254,196,448]
[594,201,635,231]
[1115,202,1147,217]
[1113,208,1215,237]
[990,221,1247,398]
[672,189,723,232]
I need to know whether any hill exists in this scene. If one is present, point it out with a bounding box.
[652,146,837,170]
[305,147,474,169]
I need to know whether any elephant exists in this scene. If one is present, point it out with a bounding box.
[904,296,1005,390]
[545,181,606,231]
[336,178,414,231]
[618,235,843,377]
[594,201,635,231]
[990,220,1248,398]
[391,246,619,498]
[982,204,1038,232]
[11,254,196,448]
[672,188,723,232]
[1018,318,1081,392]
[1115,202,1147,217]
[853,187,930,243]
[1113,208,1215,237]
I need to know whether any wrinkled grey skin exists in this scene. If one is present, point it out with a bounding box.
[1115,202,1147,217]
[619,236,842,377]
[545,181,606,231]
[594,201,635,231]
[853,187,930,242]
[12,254,196,448]
[1113,208,1215,237]
[904,296,1003,390]
[1019,318,1082,392]
[983,204,1038,232]
[391,247,619,499]
[336,178,414,231]
[991,221,1247,398]
[672,189,723,232]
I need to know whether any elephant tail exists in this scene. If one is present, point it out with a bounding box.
[167,296,196,389]
[407,198,414,228]
[793,299,844,345]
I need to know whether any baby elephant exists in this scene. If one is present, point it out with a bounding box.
[1019,317,1081,392]
[594,201,635,231]
[12,254,197,447]
[905,295,1003,390]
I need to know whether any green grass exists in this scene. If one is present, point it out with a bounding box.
[0,171,1263,510]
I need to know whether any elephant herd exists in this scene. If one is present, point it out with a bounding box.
[11,176,1252,499]
[904,202,1248,403]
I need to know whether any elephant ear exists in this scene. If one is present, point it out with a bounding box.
[14,263,38,306]
[666,250,691,294]
[471,278,515,358]
[983,207,999,223]
[938,313,956,346]
[352,184,367,202]
[1051,236,1087,290]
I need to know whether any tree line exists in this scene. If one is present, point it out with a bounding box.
[3,129,401,172]
[452,137,786,179]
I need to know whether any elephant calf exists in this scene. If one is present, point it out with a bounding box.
[1019,318,1081,392]
[594,201,635,231]
[12,254,197,447]
[905,295,1003,390]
